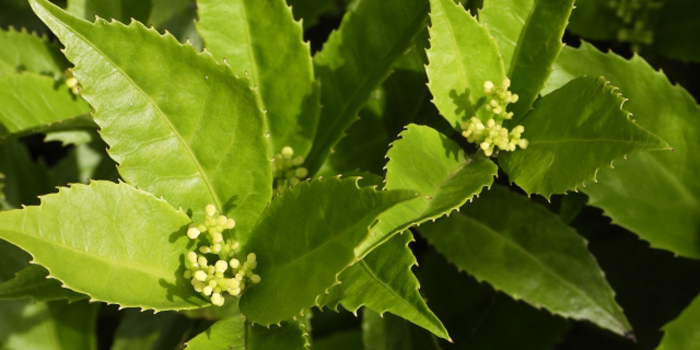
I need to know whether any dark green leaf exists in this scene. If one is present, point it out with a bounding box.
[111,309,194,350]
[0,264,87,302]
[499,76,670,198]
[313,330,363,350]
[239,177,418,325]
[420,185,632,335]
[185,315,310,350]
[0,140,54,208]
[362,309,442,350]
[656,294,700,349]
[652,0,700,63]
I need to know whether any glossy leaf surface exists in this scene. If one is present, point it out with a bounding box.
[357,124,497,257]
[320,232,449,340]
[426,0,505,128]
[305,0,429,174]
[420,185,632,335]
[0,181,207,311]
[0,264,87,302]
[185,315,309,350]
[0,27,67,79]
[239,177,418,325]
[656,293,700,349]
[499,76,670,198]
[196,0,320,156]
[0,71,91,141]
[31,0,272,241]
[545,42,700,258]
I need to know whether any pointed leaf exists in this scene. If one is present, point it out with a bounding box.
[0,140,54,208]
[499,76,670,198]
[185,315,310,350]
[545,42,700,258]
[320,232,450,340]
[66,0,152,23]
[362,309,442,350]
[0,265,87,302]
[657,294,700,349]
[239,177,418,325]
[0,71,92,141]
[111,310,193,350]
[481,0,574,120]
[305,0,430,174]
[356,124,497,256]
[0,27,67,79]
[0,180,208,311]
[426,0,505,129]
[196,0,320,156]
[420,185,632,335]
[30,0,272,241]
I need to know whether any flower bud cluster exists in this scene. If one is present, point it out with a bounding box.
[64,69,81,95]
[460,79,528,157]
[272,146,308,190]
[183,205,261,306]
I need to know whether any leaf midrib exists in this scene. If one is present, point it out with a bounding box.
[460,214,623,330]
[64,21,223,212]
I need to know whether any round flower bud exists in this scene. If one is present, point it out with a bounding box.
[183,270,192,279]
[216,215,227,226]
[232,241,240,250]
[66,77,79,89]
[203,285,213,296]
[247,253,257,263]
[211,243,222,253]
[187,251,198,263]
[198,256,208,267]
[295,167,308,178]
[230,288,242,296]
[205,204,216,217]
[230,258,240,269]
[227,279,240,289]
[207,266,216,274]
[194,270,208,282]
[225,218,235,229]
[290,177,300,186]
[215,260,228,272]
[519,139,529,149]
[250,274,261,284]
[208,280,218,288]
[281,146,294,159]
[502,78,511,88]
[197,224,207,233]
[187,227,200,239]
[199,246,211,254]
[212,232,224,243]
[211,292,224,306]
[292,156,305,166]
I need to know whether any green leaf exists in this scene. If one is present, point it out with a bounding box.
[419,185,632,335]
[66,0,152,23]
[0,27,67,79]
[0,180,208,311]
[239,177,418,325]
[319,232,450,340]
[149,0,203,50]
[286,0,338,27]
[415,251,570,349]
[0,264,87,302]
[111,310,194,350]
[0,299,99,350]
[0,140,54,208]
[50,142,120,186]
[195,0,320,156]
[566,0,620,41]
[657,294,700,350]
[356,124,498,256]
[0,71,92,141]
[362,308,442,350]
[545,42,700,258]
[0,239,32,283]
[499,76,670,198]
[481,0,575,120]
[30,0,272,241]
[305,0,430,174]
[426,0,505,128]
[185,314,310,350]
[313,330,363,350]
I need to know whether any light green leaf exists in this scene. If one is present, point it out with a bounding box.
[0,299,99,350]
[657,294,700,350]
[499,76,670,198]
[44,129,96,146]
[30,0,272,242]
[320,232,449,340]
[420,185,632,335]
[356,124,498,256]
[0,140,54,208]
[239,177,418,325]
[0,264,87,302]
[0,27,67,79]
[0,71,92,141]
[362,309,442,350]
[305,0,430,174]
[196,0,320,156]
[0,180,208,311]
[185,314,310,350]
[426,0,505,128]
[111,310,194,350]
[545,42,700,258]
[67,0,152,23]
[481,0,575,120]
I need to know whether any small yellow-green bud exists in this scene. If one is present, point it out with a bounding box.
[187,251,198,263]
[295,167,308,178]
[194,270,208,282]
[187,227,200,239]
[247,253,257,263]
[483,80,494,94]
[198,256,208,267]
[292,156,304,166]
[208,280,218,288]
[211,292,224,306]
[197,224,207,233]
[289,178,300,186]
[216,215,227,226]
[207,266,216,274]
[230,258,240,269]
[205,204,216,217]
[225,218,235,229]
[227,279,240,289]
[203,285,213,296]
[519,139,529,149]
[66,77,79,89]
[184,270,192,279]
[212,232,224,243]
[251,274,261,284]
[281,146,294,159]
[211,243,222,253]
[215,260,228,272]
[199,246,210,254]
